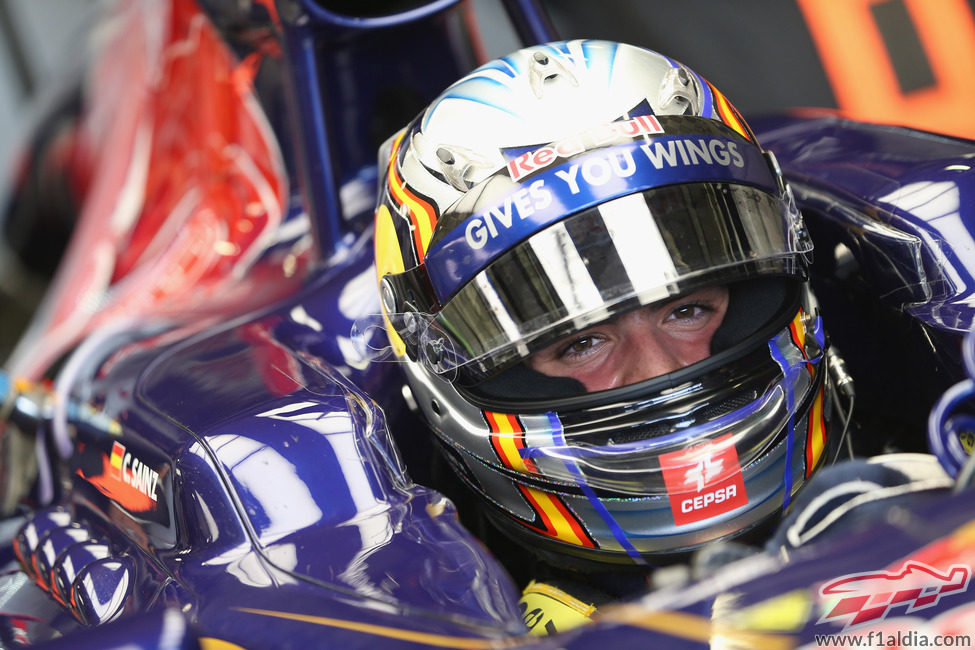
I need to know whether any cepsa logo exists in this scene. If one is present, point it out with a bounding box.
[109,441,159,502]
[506,114,664,181]
[659,433,748,526]
[818,561,972,630]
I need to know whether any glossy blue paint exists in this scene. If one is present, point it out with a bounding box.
[32,526,90,592]
[22,233,521,644]
[755,115,975,334]
[19,484,975,647]
[0,107,971,647]
[50,541,111,607]
[13,508,71,580]
[0,113,969,649]
[28,608,198,650]
[753,113,975,454]
[8,0,975,645]
[71,556,134,626]
[0,1,565,642]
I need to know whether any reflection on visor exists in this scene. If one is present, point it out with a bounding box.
[523,383,789,495]
[427,182,810,383]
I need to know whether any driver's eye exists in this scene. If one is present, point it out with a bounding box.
[565,336,596,356]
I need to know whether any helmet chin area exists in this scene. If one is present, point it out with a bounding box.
[404,292,834,565]
[479,485,786,570]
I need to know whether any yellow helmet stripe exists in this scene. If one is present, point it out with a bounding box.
[374,203,407,357]
[519,484,591,547]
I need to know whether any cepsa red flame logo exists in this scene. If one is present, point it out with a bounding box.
[818,561,972,630]
[658,433,748,526]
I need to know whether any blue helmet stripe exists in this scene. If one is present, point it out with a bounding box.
[423,76,519,130]
[545,411,647,564]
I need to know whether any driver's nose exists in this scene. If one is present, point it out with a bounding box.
[612,308,711,387]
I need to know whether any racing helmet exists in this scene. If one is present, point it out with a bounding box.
[374,40,834,566]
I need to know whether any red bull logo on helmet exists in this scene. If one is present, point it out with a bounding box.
[506,115,664,181]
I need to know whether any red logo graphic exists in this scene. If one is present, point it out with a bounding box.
[659,434,748,526]
[506,115,664,181]
[818,561,972,629]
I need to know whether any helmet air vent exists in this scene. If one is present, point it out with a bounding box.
[435,145,493,191]
[528,49,577,98]
[657,66,701,116]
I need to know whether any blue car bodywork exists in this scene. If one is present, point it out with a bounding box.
[3,1,975,648]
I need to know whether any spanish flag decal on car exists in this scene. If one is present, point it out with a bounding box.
[79,441,160,513]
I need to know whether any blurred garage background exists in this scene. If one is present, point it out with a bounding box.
[0,1,100,357]
[0,0,972,361]
[0,2,99,186]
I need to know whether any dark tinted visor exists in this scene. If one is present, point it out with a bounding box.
[411,181,810,383]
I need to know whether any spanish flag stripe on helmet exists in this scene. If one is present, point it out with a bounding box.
[805,385,828,477]
[484,411,594,548]
[788,311,807,354]
[788,310,815,377]
[518,485,595,548]
[486,411,538,474]
[387,133,438,262]
[708,80,751,141]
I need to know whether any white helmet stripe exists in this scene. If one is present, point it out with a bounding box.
[528,222,603,314]
[598,192,677,304]
[473,273,530,358]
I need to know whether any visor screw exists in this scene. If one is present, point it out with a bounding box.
[380,277,397,314]
[424,339,444,366]
[402,311,419,336]
[533,52,549,65]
